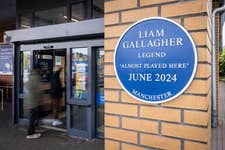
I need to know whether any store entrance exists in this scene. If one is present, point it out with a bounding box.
[34,49,67,130]
[17,40,104,139]
[21,49,67,131]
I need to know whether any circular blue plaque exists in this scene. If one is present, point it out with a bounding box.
[114,17,197,103]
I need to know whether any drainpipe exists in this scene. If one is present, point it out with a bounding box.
[212,3,225,128]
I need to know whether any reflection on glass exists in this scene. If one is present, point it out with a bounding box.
[71,48,88,101]
[92,0,104,19]
[34,7,67,27]
[71,106,87,131]
[20,14,32,29]
[33,51,53,82]
[22,51,31,118]
[23,51,31,87]
[71,2,86,22]
[38,55,53,82]
[95,47,104,137]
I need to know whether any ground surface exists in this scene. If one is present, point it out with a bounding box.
[211,81,225,150]
[1,84,225,150]
[0,103,104,150]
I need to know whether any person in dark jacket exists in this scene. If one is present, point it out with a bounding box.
[50,65,62,119]
[24,65,42,139]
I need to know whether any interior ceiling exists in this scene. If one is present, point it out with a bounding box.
[0,0,16,32]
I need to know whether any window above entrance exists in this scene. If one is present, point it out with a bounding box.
[18,0,104,29]
[34,7,67,27]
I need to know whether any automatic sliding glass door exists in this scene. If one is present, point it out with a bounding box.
[67,47,93,138]
[18,51,32,121]
[67,46,104,139]
[17,40,104,139]
[95,47,104,138]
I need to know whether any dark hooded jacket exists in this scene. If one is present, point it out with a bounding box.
[50,70,62,99]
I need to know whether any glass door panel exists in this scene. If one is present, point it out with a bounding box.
[19,51,32,119]
[34,50,53,117]
[22,51,32,92]
[71,48,88,102]
[71,105,88,131]
[95,47,104,138]
[68,46,104,139]
[68,47,92,139]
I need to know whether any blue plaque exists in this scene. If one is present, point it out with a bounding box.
[114,17,197,103]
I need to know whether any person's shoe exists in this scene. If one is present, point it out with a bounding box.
[52,120,63,126]
[26,133,41,139]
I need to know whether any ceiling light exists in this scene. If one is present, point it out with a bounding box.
[21,24,31,28]
[71,18,79,22]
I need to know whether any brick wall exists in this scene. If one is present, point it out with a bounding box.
[104,0,212,150]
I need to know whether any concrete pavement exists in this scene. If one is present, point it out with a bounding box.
[0,103,104,150]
